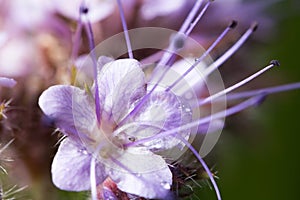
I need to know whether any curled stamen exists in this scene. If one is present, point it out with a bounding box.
[166,20,237,92]
[203,22,258,77]
[197,60,277,106]
[176,135,221,200]
[124,95,266,148]
[116,0,133,59]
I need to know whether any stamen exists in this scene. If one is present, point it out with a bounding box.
[124,95,266,148]
[80,6,89,15]
[0,139,14,155]
[81,7,101,124]
[118,0,206,125]
[198,60,277,106]
[166,21,237,92]
[90,156,97,200]
[185,0,212,36]
[71,22,83,61]
[90,143,105,200]
[179,0,204,33]
[202,22,258,77]
[226,82,300,101]
[116,0,133,59]
[151,0,206,80]
[176,135,221,200]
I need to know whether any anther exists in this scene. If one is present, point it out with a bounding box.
[229,20,238,29]
[80,6,89,14]
[251,21,259,32]
[171,33,185,50]
[166,23,234,91]
[270,60,280,67]
[128,137,136,142]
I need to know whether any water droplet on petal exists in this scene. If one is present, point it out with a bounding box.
[161,181,171,190]
[78,148,88,155]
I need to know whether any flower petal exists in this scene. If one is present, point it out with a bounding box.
[38,85,96,141]
[118,91,192,155]
[52,138,107,191]
[105,150,172,199]
[140,0,186,20]
[98,59,146,124]
[0,77,16,88]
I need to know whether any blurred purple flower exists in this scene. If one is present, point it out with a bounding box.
[1,0,55,32]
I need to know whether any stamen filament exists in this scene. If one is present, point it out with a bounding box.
[151,0,206,81]
[81,7,101,124]
[71,22,83,61]
[151,0,208,79]
[185,0,212,36]
[90,156,97,200]
[166,21,237,92]
[179,0,204,33]
[118,0,206,125]
[198,60,277,106]
[116,0,133,59]
[176,135,221,200]
[90,143,105,200]
[124,95,265,148]
[226,82,300,101]
[203,22,258,77]
[0,139,14,155]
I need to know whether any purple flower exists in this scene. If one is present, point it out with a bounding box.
[39,0,300,199]
[39,58,198,199]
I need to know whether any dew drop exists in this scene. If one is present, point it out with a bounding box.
[161,181,171,190]
[78,148,88,155]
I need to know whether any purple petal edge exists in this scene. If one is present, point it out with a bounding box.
[0,77,17,88]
